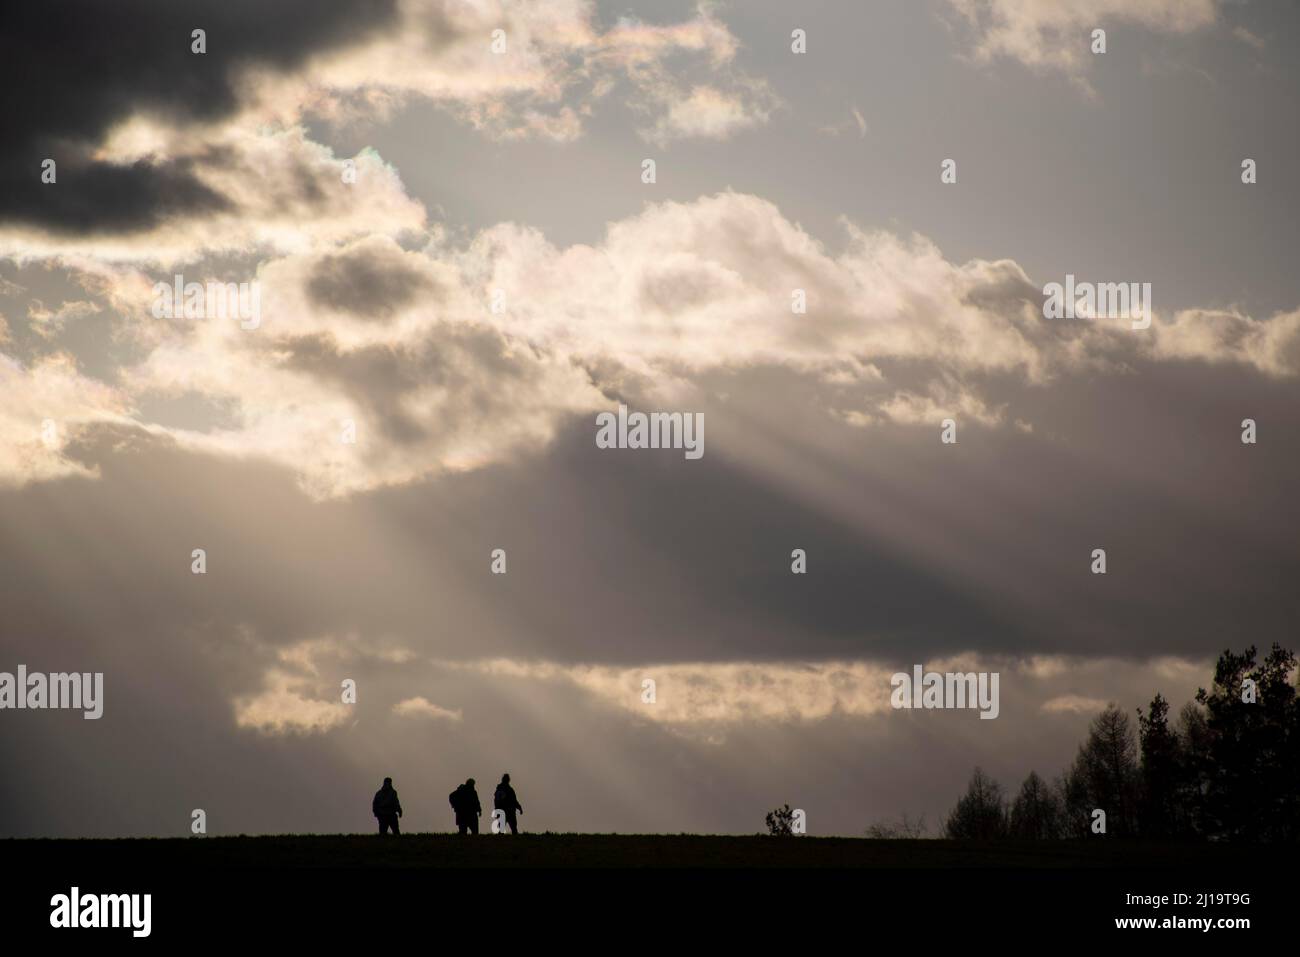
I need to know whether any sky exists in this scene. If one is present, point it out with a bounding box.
[1,0,1298,838]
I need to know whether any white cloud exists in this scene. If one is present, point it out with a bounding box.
[1151,307,1300,376]
[232,634,415,735]
[645,83,775,146]
[25,299,101,340]
[0,352,132,488]
[4,190,1299,495]
[264,0,770,145]
[946,0,1220,88]
[438,657,898,724]
[233,668,351,735]
[392,696,463,721]
[1041,694,1108,714]
[438,652,1211,730]
[1231,25,1266,51]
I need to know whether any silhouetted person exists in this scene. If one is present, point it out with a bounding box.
[494,773,523,834]
[449,778,481,834]
[373,777,403,835]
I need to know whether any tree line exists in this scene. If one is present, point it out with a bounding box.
[944,644,1300,842]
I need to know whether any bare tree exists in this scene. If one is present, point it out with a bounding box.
[1061,704,1140,837]
[944,767,1007,839]
[1008,771,1063,839]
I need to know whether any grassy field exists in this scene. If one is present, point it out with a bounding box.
[0,833,1263,869]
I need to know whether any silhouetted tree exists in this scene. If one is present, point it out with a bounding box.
[1008,771,1062,839]
[1058,767,1089,839]
[945,767,1007,839]
[765,804,796,836]
[1061,704,1140,837]
[939,645,1299,844]
[1174,701,1212,836]
[1194,644,1299,841]
[1137,693,1196,838]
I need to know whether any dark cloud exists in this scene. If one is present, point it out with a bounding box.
[305,245,438,319]
[277,322,552,447]
[3,356,1296,671]
[0,0,398,233]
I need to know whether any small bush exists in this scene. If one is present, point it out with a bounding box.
[864,813,927,839]
[765,804,795,836]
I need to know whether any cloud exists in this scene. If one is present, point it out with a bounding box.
[1041,694,1108,714]
[0,352,132,487]
[26,299,102,340]
[467,193,1051,381]
[122,315,605,500]
[0,0,400,235]
[644,83,777,146]
[1150,307,1300,376]
[0,2,768,265]
[233,668,352,735]
[4,190,1300,495]
[0,130,427,265]
[945,0,1220,88]
[438,654,1212,738]
[1231,25,1267,51]
[819,106,868,139]
[304,236,439,320]
[307,1,773,144]
[392,696,463,721]
[232,634,416,734]
[442,657,896,725]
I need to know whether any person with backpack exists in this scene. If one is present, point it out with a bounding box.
[493,773,523,835]
[449,778,481,834]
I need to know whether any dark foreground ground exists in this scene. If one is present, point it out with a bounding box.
[1,832,1267,868]
[5,835,1275,942]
